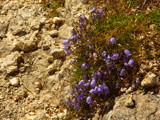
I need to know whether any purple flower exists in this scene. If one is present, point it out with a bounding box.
[71,60,76,65]
[92,86,98,93]
[132,83,136,89]
[89,45,93,49]
[62,40,69,45]
[70,35,78,41]
[83,57,87,61]
[85,51,89,56]
[109,37,115,44]
[84,75,88,80]
[111,53,119,60]
[71,88,75,95]
[86,96,92,104]
[80,92,85,100]
[124,49,131,57]
[93,53,98,58]
[124,63,129,67]
[70,29,76,35]
[78,88,83,93]
[128,59,134,67]
[97,72,102,78]
[66,99,70,107]
[116,83,119,89]
[92,16,95,21]
[103,83,109,96]
[98,10,103,15]
[79,22,84,28]
[120,69,126,76]
[84,83,90,87]
[64,46,70,51]
[91,7,97,13]
[93,73,97,78]
[77,94,81,102]
[71,98,76,106]
[65,50,71,56]
[107,64,112,72]
[136,77,140,83]
[90,79,96,87]
[104,71,107,77]
[81,63,86,69]
[97,87,103,96]
[75,103,80,110]
[78,80,84,86]
[101,51,107,57]
[89,89,95,94]
[86,63,90,69]
[87,39,90,42]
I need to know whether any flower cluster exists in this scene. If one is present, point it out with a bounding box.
[62,7,136,111]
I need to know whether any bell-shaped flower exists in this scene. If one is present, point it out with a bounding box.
[87,39,90,42]
[84,75,88,80]
[71,88,75,95]
[71,98,76,106]
[98,10,103,15]
[89,89,95,94]
[97,87,103,96]
[101,51,107,57]
[90,79,96,87]
[79,22,84,28]
[93,73,97,78]
[116,83,119,89]
[85,51,89,56]
[132,83,135,89]
[94,86,98,94]
[120,69,126,76]
[78,80,84,86]
[80,92,85,100]
[66,99,70,107]
[104,71,107,77]
[78,88,83,93]
[86,96,92,104]
[86,63,90,69]
[102,83,109,96]
[91,7,97,13]
[111,53,119,60]
[81,63,86,69]
[124,49,131,57]
[84,83,90,87]
[65,50,71,56]
[77,94,81,102]
[97,72,102,78]
[124,63,129,67]
[75,103,80,110]
[64,46,70,51]
[128,59,134,67]
[136,77,140,83]
[93,53,98,58]
[71,60,76,65]
[109,37,115,44]
[62,40,69,45]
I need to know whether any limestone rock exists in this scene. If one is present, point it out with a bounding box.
[125,95,134,107]
[0,51,21,74]
[16,40,37,52]
[141,72,159,87]
[49,30,58,37]
[53,17,65,25]
[0,21,8,38]
[58,24,72,39]
[102,94,160,120]
[10,78,19,87]
[51,46,65,58]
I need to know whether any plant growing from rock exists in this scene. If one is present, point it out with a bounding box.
[62,6,138,114]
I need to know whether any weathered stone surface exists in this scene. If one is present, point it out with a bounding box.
[53,17,65,25]
[141,72,159,87]
[0,51,21,74]
[10,78,19,86]
[58,24,73,39]
[50,46,65,58]
[102,94,160,120]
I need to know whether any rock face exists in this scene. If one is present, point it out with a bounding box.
[141,72,159,87]
[102,94,160,120]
